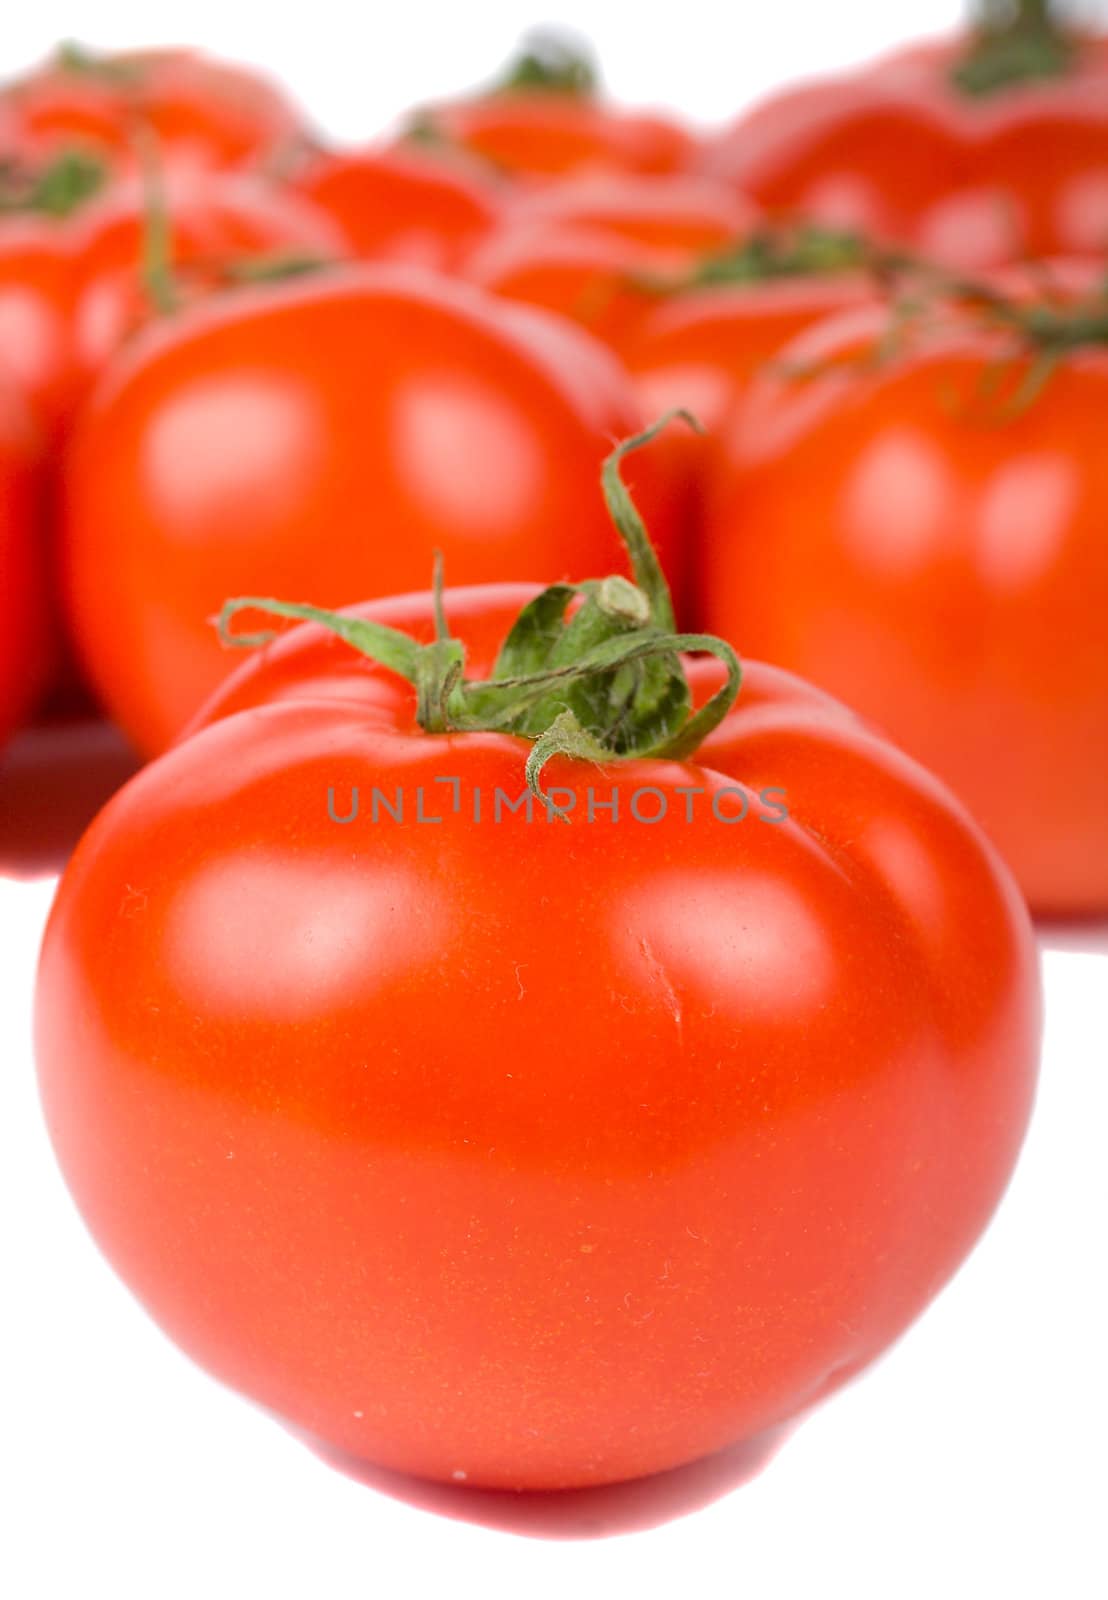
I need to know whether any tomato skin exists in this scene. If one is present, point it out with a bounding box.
[2,48,305,173]
[465,223,671,349]
[465,174,759,349]
[289,147,502,270]
[60,268,675,754]
[0,385,51,745]
[701,44,1108,265]
[625,274,878,431]
[0,171,340,439]
[36,585,1039,1491]
[620,274,880,549]
[413,91,694,182]
[702,305,1108,914]
[0,218,78,436]
[500,173,757,253]
[64,170,344,385]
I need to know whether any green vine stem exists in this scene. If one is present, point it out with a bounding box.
[132,126,178,315]
[54,40,144,87]
[217,413,742,819]
[781,260,1108,417]
[668,226,875,293]
[952,0,1076,95]
[0,149,106,217]
[492,31,598,96]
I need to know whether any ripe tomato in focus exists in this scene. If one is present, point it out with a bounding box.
[0,385,51,746]
[60,268,678,754]
[700,19,1108,266]
[466,174,759,348]
[1,45,306,173]
[702,299,1108,914]
[288,147,502,271]
[36,570,1039,1490]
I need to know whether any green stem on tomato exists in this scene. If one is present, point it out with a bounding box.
[492,31,598,96]
[54,40,143,87]
[217,413,741,814]
[952,0,1076,95]
[133,127,178,315]
[0,148,107,217]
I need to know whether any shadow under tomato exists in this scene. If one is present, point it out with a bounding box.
[1035,916,1108,958]
[0,716,140,880]
[302,1423,790,1540]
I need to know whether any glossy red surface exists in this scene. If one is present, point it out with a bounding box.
[2,47,305,171]
[703,304,1108,912]
[0,384,51,747]
[60,270,667,753]
[36,584,1040,1490]
[702,42,1108,266]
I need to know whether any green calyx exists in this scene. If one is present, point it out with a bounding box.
[811,267,1108,417]
[676,225,873,293]
[217,413,742,819]
[493,31,598,97]
[950,273,1108,411]
[952,0,1076,96]
[54,40,143,87]
[218,252,332,287]
[131,123,334,317]
[0,148,106,217]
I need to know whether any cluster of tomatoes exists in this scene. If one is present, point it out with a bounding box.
[6,8,1105,1495]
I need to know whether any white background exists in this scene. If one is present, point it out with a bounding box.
[3,4,1107,1598]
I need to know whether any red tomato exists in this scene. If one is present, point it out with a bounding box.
[0,166,340,439]
[36,558,1039,1489]
[465,174,759,348]
[0,384,51,746]
[1,45,306,173]
[406,35,693,183]
[288,147,501,271]
[65,169,343,390]
[702,297,1108,914]
[414,94,693,183]
[0,214,78,436]
[60,268,677,754]
[701,23,1108,265]
[626,274,877,433]
[622,272,880,522]
[465,223,675,349]
[501,174,756,252]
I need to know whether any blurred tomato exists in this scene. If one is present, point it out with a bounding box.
[1,44,306,173]
[702,291,1108,913]
[467,224,674,349]
[0,164,340,438]
[406,34,693,182]
[60,267,679,753]
[701,13,1108,266]
[288,146,501,271]
[0,384,51,747]
[623,269,880,541]
[501,173,756,251]
[67,169,342,389]
[466,174,758,347]
[0,213,79,437]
